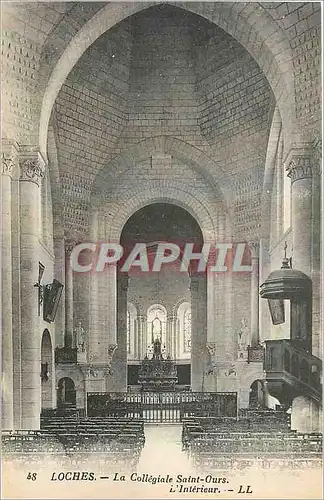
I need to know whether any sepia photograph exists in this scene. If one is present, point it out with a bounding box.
[1,1,323,499]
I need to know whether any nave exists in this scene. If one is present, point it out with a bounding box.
[2,409,323,499]
[1,2,322,499]
[137,424,194,474]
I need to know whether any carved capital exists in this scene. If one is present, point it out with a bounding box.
[89,351,99,363]
[248,241,260,259]
[107,343,118,363]
[206,342,217,361]
[205,344,217,376]
[19,154,45,186]
[104,365,114,377]
[65,239,76,256]
[312,137,322,161]
[1,154,15,177]
[286,155,313,183]
[86,366,99,378]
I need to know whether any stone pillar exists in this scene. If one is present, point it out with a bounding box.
[138,315,147,359]
[19,151,45,429]
[211,212,234,361]
[171,317,178,359]
[53,236,65,347]
[175,317,180,359]
[11,162,22,429]
[167,315,176,357]
[91,261,117,365]
[286,152,315,276]
[112,273,129,391]
[311,139,321,357]
[291,396,321,433]
[135,317,141,359]
[1,146,16,429]
[88,209,100,361]
[64,240,74,347]
[286,149,320,354]
[224,251,234,360]
[190,273,207,391]
[89,257,118,386]
[259,237,271,344]
[249,241,260,347]
[73,243,92,359]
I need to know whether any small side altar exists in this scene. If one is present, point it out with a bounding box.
[138,338,178,391]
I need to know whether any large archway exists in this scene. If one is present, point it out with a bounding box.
[39,2,296,157]
[112,202,206,392]
[57,377,76,408]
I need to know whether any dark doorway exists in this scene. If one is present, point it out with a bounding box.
[57,377,76,407]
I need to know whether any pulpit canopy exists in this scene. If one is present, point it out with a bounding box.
[260,258,312,300]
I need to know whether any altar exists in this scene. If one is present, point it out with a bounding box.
[138,338,178,391]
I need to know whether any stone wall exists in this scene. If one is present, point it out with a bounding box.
[54,23,133,236]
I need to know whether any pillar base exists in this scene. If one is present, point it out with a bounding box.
[291,396,322,433]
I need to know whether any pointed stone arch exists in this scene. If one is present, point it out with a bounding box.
[91,136,231,244]
[92,135,230,203]
[39,2,296,157]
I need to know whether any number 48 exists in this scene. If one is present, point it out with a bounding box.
[27,472,37,481]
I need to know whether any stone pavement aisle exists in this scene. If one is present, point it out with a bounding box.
[136,424,196,475]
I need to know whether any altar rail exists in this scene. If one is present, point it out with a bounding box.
[87,392,237,423]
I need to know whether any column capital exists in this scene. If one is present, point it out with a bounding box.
[206,342,217,359]
[286,155,312,183]
[107,343,118,363]
[19,151,46,186]
[1,141,19,178]
[1,154,15,177]
[312,137,322,159]
[285,147,320,183]
[65,239,76,255]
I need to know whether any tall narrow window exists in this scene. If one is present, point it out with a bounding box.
[147,304,167,356]
[177,301,191,359]
[127,302,137,360]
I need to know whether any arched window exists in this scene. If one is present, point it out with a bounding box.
[177,301,191,359]
[147,305,166,356]
[127,302,137,360]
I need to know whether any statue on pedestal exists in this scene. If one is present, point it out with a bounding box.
[75,321,86,353]
[237,318,249,359]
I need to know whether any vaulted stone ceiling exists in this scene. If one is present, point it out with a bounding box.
[51,4,273,238]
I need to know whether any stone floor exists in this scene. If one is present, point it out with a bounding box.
[137,424,195,475]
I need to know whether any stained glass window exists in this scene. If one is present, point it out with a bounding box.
[147,305,166,356]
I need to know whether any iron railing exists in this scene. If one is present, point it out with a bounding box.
[87,391,237,422]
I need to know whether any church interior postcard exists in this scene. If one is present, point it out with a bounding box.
[1,0,323,499]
